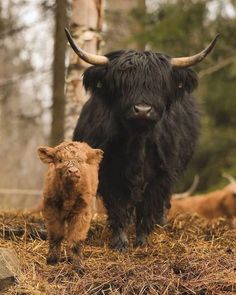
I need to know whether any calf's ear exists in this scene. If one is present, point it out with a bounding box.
[38,146,55,164]
[87,149,104,165]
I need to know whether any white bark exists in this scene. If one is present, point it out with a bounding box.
[65,0,104,140]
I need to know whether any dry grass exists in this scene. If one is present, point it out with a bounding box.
[0,212,236,295]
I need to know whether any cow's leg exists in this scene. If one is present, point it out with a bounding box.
[135,181,169,247]
[43,206,64,265]
[66,206,92,274]
[105,196,133,251]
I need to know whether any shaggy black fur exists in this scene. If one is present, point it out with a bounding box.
[73,50,200,250]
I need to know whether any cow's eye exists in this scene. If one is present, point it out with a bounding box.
[57,158,63,163]
[97,81,102,88]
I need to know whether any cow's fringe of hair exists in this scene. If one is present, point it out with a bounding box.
[83,50,198,99]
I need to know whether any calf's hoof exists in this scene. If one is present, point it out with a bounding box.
[46,255,59,265]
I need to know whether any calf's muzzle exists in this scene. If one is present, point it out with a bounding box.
[68,167,79,174]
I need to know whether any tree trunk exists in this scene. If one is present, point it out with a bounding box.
[50,0,68,146]
[105,0,146,52]
[64,0,104,140]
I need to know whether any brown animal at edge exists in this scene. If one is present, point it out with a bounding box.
[38,141,103,273]
[168,179,236,220]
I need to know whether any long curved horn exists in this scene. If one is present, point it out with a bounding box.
[170,34,220,68]
[65,28,109,65]
[173,175,199,199]
[222,173,236,184]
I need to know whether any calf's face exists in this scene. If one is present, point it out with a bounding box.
[38,142,103,187]
[54,157,84,183]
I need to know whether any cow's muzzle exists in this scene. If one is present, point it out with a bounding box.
[133,104,152,118]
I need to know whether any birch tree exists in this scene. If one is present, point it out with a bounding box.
[65,0,104,140]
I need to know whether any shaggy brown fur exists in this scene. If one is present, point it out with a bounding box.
[168,183,236,220]
[38,141,103,273]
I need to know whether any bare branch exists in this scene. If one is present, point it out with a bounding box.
[198,56,236,79]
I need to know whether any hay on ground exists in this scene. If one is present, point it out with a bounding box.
[0,212,235,295]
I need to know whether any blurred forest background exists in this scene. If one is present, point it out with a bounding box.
[0,0,235,210]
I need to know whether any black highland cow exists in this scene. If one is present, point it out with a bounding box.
[65,29,219,250]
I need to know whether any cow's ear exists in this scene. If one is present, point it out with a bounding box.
[83,66,106,92]
[37,146,55,164]
[172,68,198,94]
[87,149,103,165]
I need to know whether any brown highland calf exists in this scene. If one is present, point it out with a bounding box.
[168,180,236,220]
[38,141,103,272]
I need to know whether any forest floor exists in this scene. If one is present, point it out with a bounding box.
[0,212,236,295]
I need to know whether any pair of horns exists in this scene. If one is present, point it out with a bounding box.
[65,28,219,68]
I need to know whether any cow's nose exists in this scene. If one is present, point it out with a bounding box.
[68,167,78,174]
[133,104,152,115]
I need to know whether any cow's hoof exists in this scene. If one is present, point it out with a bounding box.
[134,235,149,247]
[46,255,59,265]
[159,215,167,226]
[110,240,128,251]
[110,234,129,252]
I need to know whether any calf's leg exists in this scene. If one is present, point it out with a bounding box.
[43,207,65,265]
[67,206,92,274]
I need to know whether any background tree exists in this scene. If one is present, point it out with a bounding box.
[0,1,54,209]
[65,0,104,140]
[50,0,68,146]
